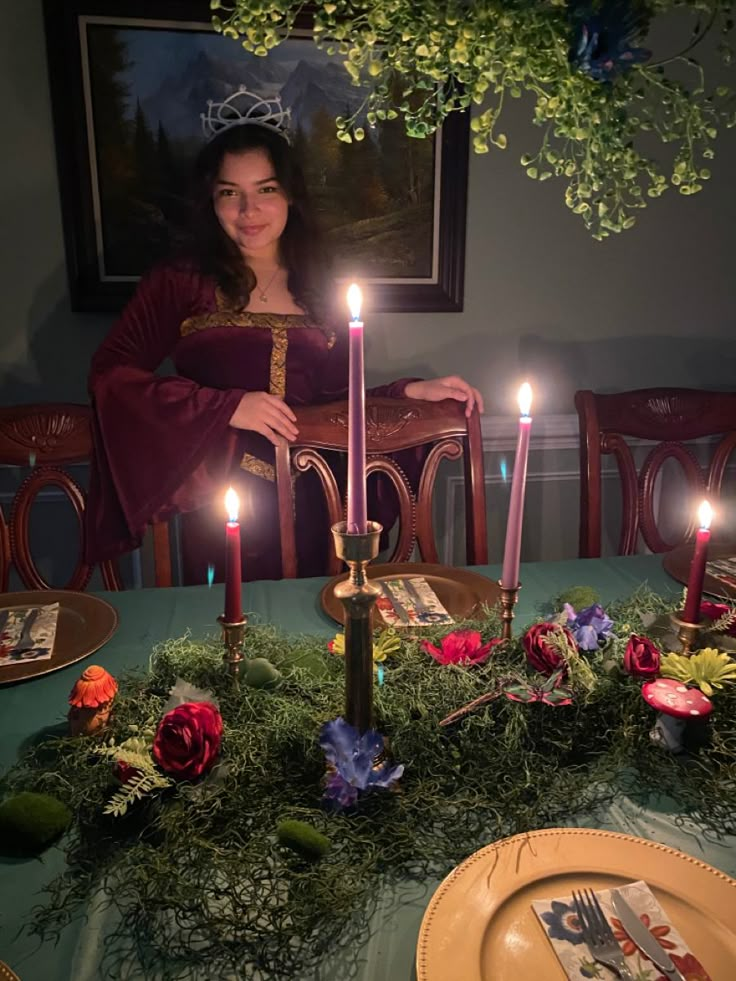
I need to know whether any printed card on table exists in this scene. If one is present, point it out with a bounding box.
[0,604,60,666]
[706,556,736,591]
[375,577,455,628]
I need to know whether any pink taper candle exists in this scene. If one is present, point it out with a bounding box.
[224,487,243,623]
[683,500,713,624]
[501,383,533,588]
[346,284,367,534]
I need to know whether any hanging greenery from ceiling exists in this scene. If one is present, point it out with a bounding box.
[211,0,735,238]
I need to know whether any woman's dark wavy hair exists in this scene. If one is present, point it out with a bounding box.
[184,123,333,324]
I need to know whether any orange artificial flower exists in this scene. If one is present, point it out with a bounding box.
[611,914,676,959]
[68,665,118,708]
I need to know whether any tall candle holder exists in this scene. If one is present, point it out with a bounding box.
[331,520,382,732]
[217,614,248,681]
[498,581,521,640]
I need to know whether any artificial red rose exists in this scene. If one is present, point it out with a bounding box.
[523,623,575,677]
[421,629,502,666]
[152,701,223,781]
[700,601,736,636]
[114,761,141,785]
[623,634,661,678]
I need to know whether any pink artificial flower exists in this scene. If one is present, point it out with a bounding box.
[421,629,501,666]
[700,601,736,636]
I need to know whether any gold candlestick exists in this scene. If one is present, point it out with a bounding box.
[331,520,382,732]
[217,614,248,681]
[498,581,521,640]
[670,612,701,656]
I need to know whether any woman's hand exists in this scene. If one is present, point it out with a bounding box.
[229,392,299,446]
[404,376,484,418]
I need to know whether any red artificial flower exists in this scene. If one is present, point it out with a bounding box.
[700,601,736,636]
[623,634,661,678]
[522,623,575,677]
[668,951,712,981]
[421,629,501,666]
[611,914,676,959]
[152,701,223,781]
[113,760,141,785]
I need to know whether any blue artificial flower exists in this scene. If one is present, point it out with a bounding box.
[564,602,614,651]
[541,900,585,945]
[319,717,404,810]
[568,0,651,82]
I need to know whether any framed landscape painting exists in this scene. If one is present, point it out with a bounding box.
[43,1,469,313]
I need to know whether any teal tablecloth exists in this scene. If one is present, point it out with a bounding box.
[1,555,734,980]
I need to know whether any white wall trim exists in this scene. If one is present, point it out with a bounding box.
[481,413,579,452]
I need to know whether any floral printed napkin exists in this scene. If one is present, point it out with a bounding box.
[0,604,60,665]
[532,879,711,980]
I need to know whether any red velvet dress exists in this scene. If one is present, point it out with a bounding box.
[86,262,417,583]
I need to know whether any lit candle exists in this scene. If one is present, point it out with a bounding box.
[682,500,713,624]
[346,283,367,534]
[501,383,533,589]
[224,487,243,623]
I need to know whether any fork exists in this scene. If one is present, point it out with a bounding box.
[573,888,635,980]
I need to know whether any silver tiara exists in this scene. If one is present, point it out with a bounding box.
[201,86,292,144]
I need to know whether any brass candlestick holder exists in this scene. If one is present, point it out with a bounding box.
[644,611,703,656]
[498,581,521,640]
[331,520,382,732]
[217,614,248,681]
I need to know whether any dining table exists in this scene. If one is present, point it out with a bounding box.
[1,552,735,980]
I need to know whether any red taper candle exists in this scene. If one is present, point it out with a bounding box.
[682,500,713,624]
[224,487,243,622]
[346,283,367,534]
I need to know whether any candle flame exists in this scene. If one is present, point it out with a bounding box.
[698,499,713,530]
[347,283,362,321]
[225,487,239,522]
[517,382,532,417]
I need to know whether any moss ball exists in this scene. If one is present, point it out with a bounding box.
[277,819,330,860]
[557,586,600,610]
[0,792,72,856]
[246,658,281,689]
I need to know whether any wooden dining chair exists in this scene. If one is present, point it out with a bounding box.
[275,397,488,578]
[0,403,174,591]
[575,387,736,558]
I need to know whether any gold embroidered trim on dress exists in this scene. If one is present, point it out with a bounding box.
[180,309,310,337]
[240,452,275,482]
[269,328,288,398]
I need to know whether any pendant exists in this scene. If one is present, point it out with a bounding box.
[259,293,267,303]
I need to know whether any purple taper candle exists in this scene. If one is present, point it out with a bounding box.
[501,383,533,588]
[346,284,367,534]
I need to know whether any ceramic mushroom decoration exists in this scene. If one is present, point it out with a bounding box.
[642,677,713,753]
[68,665,118,736]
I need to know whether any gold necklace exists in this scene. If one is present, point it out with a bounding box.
[256,267,282,303]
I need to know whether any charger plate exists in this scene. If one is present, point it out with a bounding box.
[663,542,736,601]
[320,562,499,626]
[0,590,118,684]
[416,828,736,981]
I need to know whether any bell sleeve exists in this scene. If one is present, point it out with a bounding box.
[85,263,246,563]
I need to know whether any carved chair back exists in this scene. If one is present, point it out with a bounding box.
[275,397,488,578]
[0,404,173,591]
[575,388,736,557]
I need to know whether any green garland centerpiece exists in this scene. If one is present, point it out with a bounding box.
[211,0,735,238]
[2,589,736,979]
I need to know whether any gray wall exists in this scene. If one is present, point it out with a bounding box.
[2,3,735,578]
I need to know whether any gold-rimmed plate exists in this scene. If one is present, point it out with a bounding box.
[0,590,118,685]
[416,828,736,981]
[0,960,20,981]
[320,562,499,626]
[663,542,736,601]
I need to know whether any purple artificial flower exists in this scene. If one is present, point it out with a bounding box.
[564,603,614,651]
[319,717,404,810]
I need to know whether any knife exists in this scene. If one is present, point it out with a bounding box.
[611,891,686,981]
[379,581,410,625]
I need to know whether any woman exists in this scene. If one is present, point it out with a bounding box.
[86,94,483,583]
